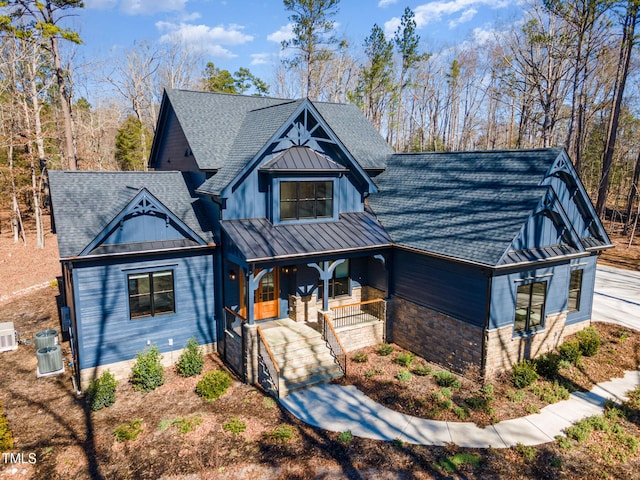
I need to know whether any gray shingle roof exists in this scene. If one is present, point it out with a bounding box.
[368,149,564,266]
[48,171,214,258]
[221,212,391,262]
[161,89,393,195]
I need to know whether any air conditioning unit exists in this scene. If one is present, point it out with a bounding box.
[0,322,17,352]
[36,345,63,375]
[34,329,58,350]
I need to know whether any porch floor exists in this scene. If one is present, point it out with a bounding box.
[259,318,322,345]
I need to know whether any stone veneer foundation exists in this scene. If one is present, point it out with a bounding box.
[388,296,483,374]
[78,342,217,391]
[484,312,589,378]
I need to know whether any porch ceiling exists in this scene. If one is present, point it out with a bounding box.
[221,211,391,263]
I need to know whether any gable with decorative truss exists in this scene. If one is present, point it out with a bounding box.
[81,188,207,255]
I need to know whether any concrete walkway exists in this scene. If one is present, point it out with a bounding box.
[280,265,640,447]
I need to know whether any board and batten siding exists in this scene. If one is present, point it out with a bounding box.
[102,213,187,245]
[73,250,216,370]
[391,249,489,327]
[488,255,597,331]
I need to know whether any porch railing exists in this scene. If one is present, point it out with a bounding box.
[256,326,280,398]
[322,313,347,377]
[224,307,245,337]
[331,298,386,330]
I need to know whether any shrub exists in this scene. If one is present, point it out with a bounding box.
[86,370,117,411]
[412,364,433,376]
[576,327,601,356]
[176,337,204,377]
[131,345,164,392]
[439,452,481,473]
[511,360,538,388]
[514,443,537,463]
[453,406,469,420]
[173,415,203,434]
[158,419,172,431]
[530,381,570,404]
[566,419,593,443]
[395,352,415,368]
[114,419,143,442]
[558,340,582,364]
[0,402,13,452]
[264,424,295,443]
[196,369,232,401]
[223,417,247,435]
[377,343,394,356]
[352,352,368,363]
[338,430,353,444]
[555,434,573,450]
[507,389,525,403]
[535,353,561,379]
[396,370,412,382]
[434,370,461,388]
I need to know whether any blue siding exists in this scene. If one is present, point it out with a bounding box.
[392,250,488,327]
[511,211,565,250]
[102,214,186,245]
[73,251,215,369]
[489,255,597,331]
[545,175,592,238]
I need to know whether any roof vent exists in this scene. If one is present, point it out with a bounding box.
[0,322,17,352]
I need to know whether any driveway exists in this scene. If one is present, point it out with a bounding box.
[592,265,640,330]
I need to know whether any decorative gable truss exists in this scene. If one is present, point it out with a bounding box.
[225,101,378,197]
[80,188,208,256]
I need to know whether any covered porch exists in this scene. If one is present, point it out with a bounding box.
[219,212,391,395]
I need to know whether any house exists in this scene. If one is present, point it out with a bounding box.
[48,89,612,395]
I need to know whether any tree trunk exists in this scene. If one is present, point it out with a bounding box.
[50,35,77,170]
[623,151,640,235]
[8,144,26,246]
[595,0,638,216]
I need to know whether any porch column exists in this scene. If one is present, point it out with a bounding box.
[246,268,272,325]
[308,259,345,311]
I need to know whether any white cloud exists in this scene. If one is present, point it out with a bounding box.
[156,21,254,58]
[448,8,477,28]
[378,0,399,6]
[121,0,187,15]
[384,0,515,36]
[251,53,272,65]
[267,23,294,43]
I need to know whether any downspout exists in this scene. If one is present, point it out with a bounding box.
[480,272,493,380]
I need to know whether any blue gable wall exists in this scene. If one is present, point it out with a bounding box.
[101,214,188,245]
[510,210,568,251]
[72,250,215,369]
[489,255,597,331]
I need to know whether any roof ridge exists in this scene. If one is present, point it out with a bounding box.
[167,87,296,103]
[248,99,302,113]
[391,147,562,157]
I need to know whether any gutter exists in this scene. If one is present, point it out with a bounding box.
[246,243,393,264]
[60,243,216,263]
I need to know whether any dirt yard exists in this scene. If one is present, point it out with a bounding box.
[1,215,640,479]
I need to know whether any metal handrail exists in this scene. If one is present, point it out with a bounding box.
[322,313,347,376]
[330,298,386,329]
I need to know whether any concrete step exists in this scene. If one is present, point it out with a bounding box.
[280,354,339,377]
[268,335,328,357]
[280,366,344,396]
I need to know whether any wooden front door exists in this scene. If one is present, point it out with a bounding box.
[254,269,279,320]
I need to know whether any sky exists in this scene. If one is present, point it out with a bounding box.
[76,0,526,89]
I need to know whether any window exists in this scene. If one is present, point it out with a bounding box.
[568,269,583,313]
[280,181,333,220]
[319,260,350,299]
[514,281,547,334]
[128,270,175,319]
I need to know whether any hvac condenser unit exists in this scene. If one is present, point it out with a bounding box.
[0,322,17,352]
[34,329,58,350]
[36,345,63,375]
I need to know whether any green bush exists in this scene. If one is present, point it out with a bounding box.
[377,343,394,356]
[514,443,537,463]
[0,402,13,452]
[395,352,415,368]
[453,406,469,420]
[576,327,601,357]
[511,360,539,388]
[264,424,295,443]
[507,389,526,403]
[566,419,593,443]
[535,353,561,379]
[364,368,382,378]
[172,415,203,434]
[412,364,433,376]
[176,337,205,377]
[114,419,143,442]
[223,417,247,435]
[196,369,233,401]
[396,370,412,382]
[530,381,570,404]
[131,345,164,392]
[434,370,461,388]
[352,352,368,363]
[439,452,481,473]
[338,430,353,444]
[558,339,582,364]
[86,370,117,411]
